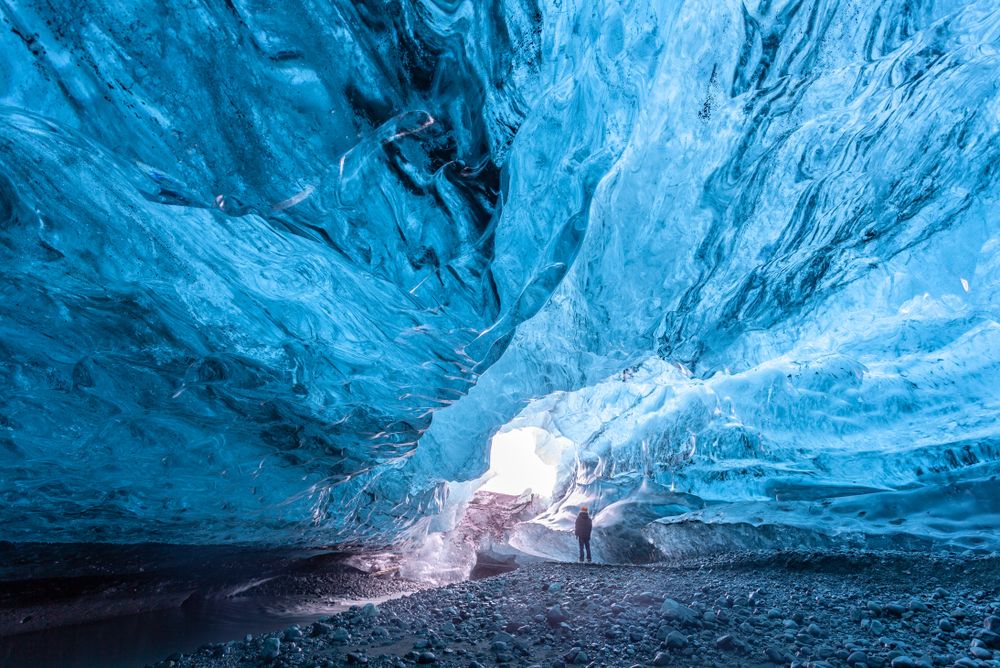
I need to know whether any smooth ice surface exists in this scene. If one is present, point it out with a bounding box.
[2,0,1000,550]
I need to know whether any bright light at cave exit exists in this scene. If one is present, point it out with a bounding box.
[480,428,557,497]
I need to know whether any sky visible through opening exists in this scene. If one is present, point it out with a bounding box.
[480,428,557,497]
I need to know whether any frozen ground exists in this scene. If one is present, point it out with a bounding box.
[163,550,1000,668]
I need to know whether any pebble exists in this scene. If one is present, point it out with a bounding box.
[634,590,657,604]
[765,646,787,663]
[260,637,280,659]
[660,598,698,625]
[847,650,869,665]
[970,646,992,659]
[652,651,671,666]
[665,630,687,649]
[546,605,567,626]
[981,632,1000,651]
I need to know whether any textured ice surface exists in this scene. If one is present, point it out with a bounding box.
[2,0,1000,550]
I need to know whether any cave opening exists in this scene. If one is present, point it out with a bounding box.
[480,426,559,499]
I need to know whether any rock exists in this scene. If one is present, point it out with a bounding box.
[808,623,825,637]
[283,625,302,640]
[652,651,671,666]
[885,603,906,617]
[939,619,956,633]
[416,651,437,664]
[361,603,380,618]
[549,583,563,594]
[331,627,350,643]
[260,637,281,659]
[311,622,333,637]
[847,650,868,665]
[660,598,698,625]
[765,646,787,663]
[546,605,568,626]
[634,591,657,604]
[868,602,883,615]
[891,657,918,668]
[870,620,886,634]
[665,631,687,649]
[909,599,929,612]
[970,646,992,660]
[715,634,737,651]
[564,647,589,665]
[986,616,1000,633]
[976,630,1000,649]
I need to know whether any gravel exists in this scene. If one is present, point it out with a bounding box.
[157,549,1000,668]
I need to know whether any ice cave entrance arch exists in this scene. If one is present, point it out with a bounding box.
[480,427,559,499]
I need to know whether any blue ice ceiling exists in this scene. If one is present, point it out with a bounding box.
[1,0,999,551]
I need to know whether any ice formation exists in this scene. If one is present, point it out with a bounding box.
[1,0,999,554]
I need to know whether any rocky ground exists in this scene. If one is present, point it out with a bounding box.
[160,550,1000,668]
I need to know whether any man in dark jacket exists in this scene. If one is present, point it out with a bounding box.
[574,506,593,563]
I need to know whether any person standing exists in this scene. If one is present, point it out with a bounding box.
[575,506,592,563]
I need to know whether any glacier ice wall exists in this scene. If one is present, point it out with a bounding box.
[0,0,543,543]
[430,0,1000,555]
[2,0,1000,549]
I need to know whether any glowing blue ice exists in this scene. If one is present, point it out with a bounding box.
[1,0,998,551]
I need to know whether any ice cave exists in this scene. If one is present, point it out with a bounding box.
[1,0,999,666]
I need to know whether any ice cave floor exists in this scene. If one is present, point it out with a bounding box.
[152,550,1000,668]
